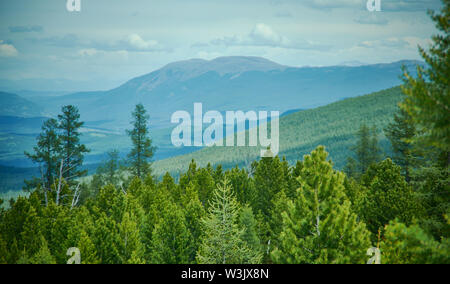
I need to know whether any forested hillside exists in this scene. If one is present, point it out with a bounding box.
[152,86,403,177]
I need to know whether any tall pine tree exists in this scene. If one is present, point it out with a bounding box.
[400,0,449,162]
[271,146,371,264]
[384,108,417,182]
[24,118,61,202]
[127,103,155,179]
[58,105,89,181]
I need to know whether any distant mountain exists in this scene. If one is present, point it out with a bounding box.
[0,92,43,117]
[338,60,367,67]
[28,57,423,131]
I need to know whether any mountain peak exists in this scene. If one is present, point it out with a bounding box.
[160,56,286,76]
[124,56,287,92]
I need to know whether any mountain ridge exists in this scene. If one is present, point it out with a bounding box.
[11,57,423,132]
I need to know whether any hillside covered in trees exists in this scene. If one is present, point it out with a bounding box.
[0,0,449,265]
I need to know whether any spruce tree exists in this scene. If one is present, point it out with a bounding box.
[384,108,417,182]
[239,205,261,254]
[92,149,123,189]
[25,118,61,194]
[127,103,155,179]
[253,156,286,222]
[361,158,422,237]
[57,105,89,181]
[150,202,193,264]
[271,146,371,264]
[196,179,262,264]
[400,0,449,161]
[346,124,381,177]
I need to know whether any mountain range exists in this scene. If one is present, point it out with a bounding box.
[6,56,422,131]
[0,56,422,191]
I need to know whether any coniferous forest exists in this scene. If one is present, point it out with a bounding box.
[0,2,449,265]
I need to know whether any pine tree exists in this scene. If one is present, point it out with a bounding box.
[384,108,417,182]
[57,105,89,181]
[253,156,287,222]
[381,220,450,264]
[413,165,450,239]
[239,205,261,253]
[271,146,371,264]
[180,183,206,262]
[77,230,100,264]
[24,118,61,196]
[118,211,145,264]
[29,236,56,264]
[346,124,381,177]
[400,0,449,161]
[196,179,262,264]
[96,149,122,187]
[361,158,422,237]
[150,202,193,264]
[127,103,155,179]
[225,166,257,206]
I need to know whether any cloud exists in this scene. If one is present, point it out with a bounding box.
[9,25,44,33]
[0,40,18,57]
[28,33,168,52]
[356,37,430,49]
[120,34,161,51]
[210,23,329,51]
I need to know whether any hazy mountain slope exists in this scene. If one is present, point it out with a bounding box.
[30,57,421,131]
[0,86,403,192]
[151,86,404,177]
[0,92,43,117]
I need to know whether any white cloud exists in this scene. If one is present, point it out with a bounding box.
[210,23,329,51]
[249,24,290,46]
[0,40,18,57]
[356,36,430,50]
[127,34,159,50]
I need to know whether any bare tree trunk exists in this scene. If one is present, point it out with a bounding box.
[56,159,64,206]
[71,184,81,209]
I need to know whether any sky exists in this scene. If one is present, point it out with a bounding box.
[0,0,443,91]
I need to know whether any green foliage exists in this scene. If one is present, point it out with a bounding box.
[381,220,450,264]
[152,87,403,177]
[400,1,450,155]
[150,202,193,264]
[384,108,418,182]
[361,159,422,237]
[196,178,262,264]
[127,103,156,179]
[58,105,90,181]
[93,149,124,188]
[239,205,261,254]
[413,165,450,239]
[346,124,382,178]
[271,146,371,264]
[24,118,60,191]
